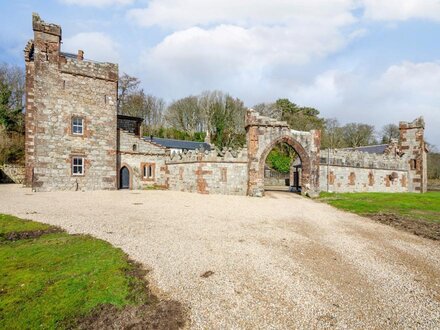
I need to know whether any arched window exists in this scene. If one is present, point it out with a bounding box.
[132,144,137,152]
[142,163,155,180]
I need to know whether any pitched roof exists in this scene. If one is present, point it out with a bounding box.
[144,137,211,151]
[345,144,388,154]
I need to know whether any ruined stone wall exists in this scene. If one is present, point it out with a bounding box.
[319,149,409,193]
[26,14,118,191]
[166,149,249,195]
[117,130,168,189]
[399,118,427,193]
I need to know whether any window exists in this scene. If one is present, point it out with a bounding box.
[72,157,84,176]
[132,144,137,152]
[142,163,154,180]
[72,117,83,135]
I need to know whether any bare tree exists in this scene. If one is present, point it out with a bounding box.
[253,102,281,120]
[117,73,140,112]
[381,123,400,144]
[165,96,202,133]
[322,118,345,149]
[342,123,377,147]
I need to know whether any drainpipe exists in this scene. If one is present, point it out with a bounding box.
[327,148,330,192]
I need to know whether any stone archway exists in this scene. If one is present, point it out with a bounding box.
[245,110,321,197]
[259,136,311,192]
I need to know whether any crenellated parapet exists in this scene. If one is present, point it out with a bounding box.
[167,147,248,164]
[320,148,407,171]
[60,57,118,82]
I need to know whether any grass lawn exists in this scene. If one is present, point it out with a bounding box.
[0,213,52,235]
[0,214,150,329]
[319,192,440,223]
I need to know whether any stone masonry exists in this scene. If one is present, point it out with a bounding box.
[166,148,249,195]
[23,14,427,196]
[319,117,428,193]
[246,110,321,197]
[25,13,118,191]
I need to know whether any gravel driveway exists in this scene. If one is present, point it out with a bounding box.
[1,184,439,329]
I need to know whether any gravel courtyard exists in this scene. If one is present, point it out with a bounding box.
[1,184,439,329]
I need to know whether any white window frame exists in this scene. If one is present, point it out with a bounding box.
[143,164,154,180]
[72,117,84,135]
[72,157,84,176]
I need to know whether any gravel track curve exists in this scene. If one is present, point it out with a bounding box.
[1,184,439,329]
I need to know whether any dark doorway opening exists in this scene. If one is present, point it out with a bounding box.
[120,166,130,189]
[263,142,301,194]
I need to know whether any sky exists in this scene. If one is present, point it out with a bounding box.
[1,0,439,146]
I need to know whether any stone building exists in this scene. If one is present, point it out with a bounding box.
[24,14,428,195]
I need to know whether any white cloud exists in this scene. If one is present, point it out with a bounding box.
[59,0,133,7]
[136,0,360,100]
[128,0,357,29]
[125,0,440,144]
[63,32,120,63]
[362,0,440,21]
[292,61,440,145]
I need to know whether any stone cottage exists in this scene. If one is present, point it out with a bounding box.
[23,14,428,195]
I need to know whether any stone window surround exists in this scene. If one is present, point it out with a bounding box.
[71,155,85,176]
[141,162,155,181]
[71,115,86,136]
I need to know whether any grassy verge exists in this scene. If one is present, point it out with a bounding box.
[0,214,185,329]
[0,213,52,235]
[319,192,440,223]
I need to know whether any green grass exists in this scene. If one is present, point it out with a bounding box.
[0,214,148,329]
[319,192,440,223]
[0,213,52,235]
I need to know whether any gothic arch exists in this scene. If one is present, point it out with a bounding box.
[258,135,311,190]
[246,110,320,197]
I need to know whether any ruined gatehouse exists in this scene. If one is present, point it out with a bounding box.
[23,14,428,196]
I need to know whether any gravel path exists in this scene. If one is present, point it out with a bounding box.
[1,184,439,329]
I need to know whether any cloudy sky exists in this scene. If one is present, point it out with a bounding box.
[1,0,439,146]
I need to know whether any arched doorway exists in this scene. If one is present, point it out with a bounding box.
[263,141,302,193]
[245,109,321,197]
[120,166,130,189]
[259,136,311,195]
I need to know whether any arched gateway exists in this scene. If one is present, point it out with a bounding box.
[245,110,321,197]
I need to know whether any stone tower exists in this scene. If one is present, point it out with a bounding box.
[399,117,428,193]
[24,13,119,191]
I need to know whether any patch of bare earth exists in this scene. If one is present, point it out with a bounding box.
[75,301,186,330]
[370,213,440,240]
[0,227,62,241]
[72,255,188,329]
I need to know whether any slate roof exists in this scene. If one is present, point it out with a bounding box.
[117,114,143,122]
[345,144,388,154]
[145,137,211,151]
[60,52,77,60]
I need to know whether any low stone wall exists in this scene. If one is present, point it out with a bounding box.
[166,148,249,195]
[0,164,26,184]
[320,149,409,193]
[320,166,409,193]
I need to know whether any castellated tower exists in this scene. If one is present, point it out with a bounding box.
[399,117,428,193]
[24,13,119,191]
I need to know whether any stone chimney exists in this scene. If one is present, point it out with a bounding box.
[77,50,84,61]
